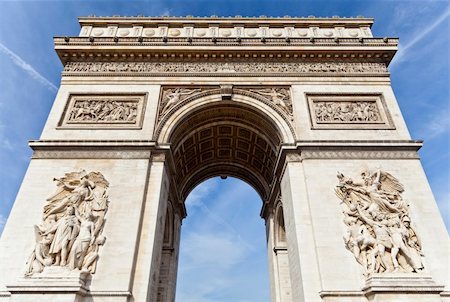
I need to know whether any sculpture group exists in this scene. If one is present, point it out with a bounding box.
[69,100,138,123]
[314,101,380,123]
[25,171,109,276]
[335,168,424,275]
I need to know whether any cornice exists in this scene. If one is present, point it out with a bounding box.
[28,139,421,150]
[78,16,374,28]
[55,37,397,65]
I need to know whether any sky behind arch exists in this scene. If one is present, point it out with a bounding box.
[0,1,448,301]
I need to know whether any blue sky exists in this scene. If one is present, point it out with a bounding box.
[0,1,448,301]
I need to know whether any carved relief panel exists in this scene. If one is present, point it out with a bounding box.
[307,94,394,129]
[25,170,109,276]
[335,168,424,276]
[59,94,147,129]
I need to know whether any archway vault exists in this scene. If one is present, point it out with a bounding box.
[156,89,296,201]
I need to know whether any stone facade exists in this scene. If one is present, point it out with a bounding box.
[0,16,449,302]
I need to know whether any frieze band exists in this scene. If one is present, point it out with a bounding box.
[63,62,388,76]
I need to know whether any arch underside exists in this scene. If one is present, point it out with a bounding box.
[167,100,288,201]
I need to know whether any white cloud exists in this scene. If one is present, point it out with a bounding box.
[0,122,14,151]
[177,178,269,301]
[160,9,171,17]
[0,42,58,92]
[391,7,450,68]
[418,108,450,140]
[180,232,248,270]
[185,177,219,207]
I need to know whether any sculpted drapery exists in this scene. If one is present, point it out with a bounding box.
[25,170,109,276]
[335,168,424,276]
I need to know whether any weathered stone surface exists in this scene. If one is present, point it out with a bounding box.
[0,16,448,302]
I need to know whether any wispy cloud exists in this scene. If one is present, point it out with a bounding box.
[180,232,247,270]
[0,122,14,151]
[391,7,450,68]
[418,108,450,140]
[0,42,57,92]
[178,178,269,301]
[160,9,171,17]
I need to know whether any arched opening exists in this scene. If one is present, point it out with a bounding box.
[162,95,290,201]
[154,92,294,301]
[175,177,270,301]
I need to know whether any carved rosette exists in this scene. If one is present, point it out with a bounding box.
[25,171,109,276]
[335,168,424,276]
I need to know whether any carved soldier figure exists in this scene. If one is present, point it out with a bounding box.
[335,168,424,275]
[25,215,57,275]
[25,171,110,276]
[46,206,80,266]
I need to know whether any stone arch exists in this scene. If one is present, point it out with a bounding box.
[156,91,296,201]
[274,200,287,247]
[156,90,296,145]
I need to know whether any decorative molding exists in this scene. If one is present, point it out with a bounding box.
[58,94,147,129]
[319,291,365,298]
[306,93,395,130]
[76,19,374,39]
[362,274,444,294]
[285,152,302,162]
[63,62,388,77]
[87,291,132,297]
[151,152,167,162]
[300,150,419,160]
[32,150,152,159]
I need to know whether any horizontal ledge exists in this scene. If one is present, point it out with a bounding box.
[29,140,158,149]
[55,37,398,46]
[78,16,375,26]
[62,73,391,78]
[87,291,132,297]
[29,140,422,150]
[294,140,423,149]
[319,290,365,297]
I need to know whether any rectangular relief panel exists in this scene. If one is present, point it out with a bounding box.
[306,93,395,130]
[58,93,147,129]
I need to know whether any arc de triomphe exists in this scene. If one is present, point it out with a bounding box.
[0,16,449,302]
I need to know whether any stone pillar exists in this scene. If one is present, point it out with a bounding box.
[131,153,170,302]
[156,202,182,302]
[267,200,293,302]
[266,213,280,302]
[279,159,320,302]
